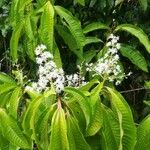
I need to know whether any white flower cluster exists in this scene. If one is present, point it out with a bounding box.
[66,73,86,87]
[25,45,86,94]
[26,44,65,94]
[86,34,125,85]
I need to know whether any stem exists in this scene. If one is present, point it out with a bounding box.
[57,96,62,109]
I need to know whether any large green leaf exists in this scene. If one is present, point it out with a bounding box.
[34,104,56,150]
[55,6,85,58]
[0,83,16,95]
[53,41,62,68]
[0,109,31,149]
[49,105,69,150]
[0,92,11,107]
[64,87,91,128]
[106,87,137,150]
[100,106,120,150]
[56,25,82,59]
[135,115,150,150]
[0,73,16,85]
[120,44,148,72]
[86,100,102,136]
[86,83,103,136]
[22,96,43,137]
[10,21,24,62]
[115,24,150,53]
[8,87,22,119]
[24,16,36,60]
[138,0,148,11]
[76,0,85,6]
[66,115,91,150]
[85,37,103,45]
[39,1,54,52]
[83,22,109,34]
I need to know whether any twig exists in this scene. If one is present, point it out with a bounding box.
[120,87,147,93]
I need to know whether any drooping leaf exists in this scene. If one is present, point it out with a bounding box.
[100,106,120,150]
[0,109,31,149]
[115,0,124,6]
[106,87,137,150]
[120,44,148,72]
[39,1,54,52]
[66,115,91,150]
[24,16,36,60]
[0,83,16,95]
[55,6,86,59]
[64,87,91,128]
[56,25,82,59]
[34,104,56,150]
[115,24,150,53]
[86,100,103,136]
[76,0,85,6]
[10,21,24,62]
[83,22,110,34]
[138,0,148,11]
[8,87,22,119]
[53,41,63,68]
[22,96,43,137]
[49,105,69,150]
[86,83,103,136]
[0,92,11,107]
[135,115,150,150]
[83,50,96,63]
[85,37,103,45]
[0,72,16,85]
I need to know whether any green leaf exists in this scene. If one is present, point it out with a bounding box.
[0,109,31,149]
[85,37,103,45]
[83,50,96,63]
[49,106,69,150]
[56,25,82,59]
[53,41,62,68]
[24,16,36,60]
[34,104,56,150]
[55,6,85,58]
[138,0,148,11]
[0,83,16,95]
[64,87,91,128]
[0,92,11,107]
[86,100,102,136]
[115,24,150,53]
[76,0,85,6]
[106,87,137,150]
[22,96,43,137]
[86,83,103,136]
[79,79,99,91]
[135,115,150,150]
[8,87,22,119]
[66,115,91,150]
[115,0,124,6]
[120,44,148,72]
[39,1,54,52]
[0,73,16,85]
[10,21,24,62]
[83,22,109,34]
[100,106,120,150]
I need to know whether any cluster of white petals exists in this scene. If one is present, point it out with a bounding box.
[86,34,125,85]
[65,73,86,87]
[25,44,65,94]
[25,45,86,94]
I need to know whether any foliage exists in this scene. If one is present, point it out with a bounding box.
[0,0,150,149]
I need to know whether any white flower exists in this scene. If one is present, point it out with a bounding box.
[86,34,126,86]
[36,57,43,64]
[25,86,34,91]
